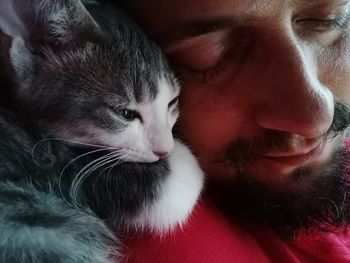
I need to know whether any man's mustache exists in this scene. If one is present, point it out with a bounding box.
[222,101,350,166]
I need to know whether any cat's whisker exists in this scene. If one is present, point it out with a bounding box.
[100,152,127,176]
[71,148,127,187]
[58,148,118,204]
[105,157,126,178]
[98,157,127,205]
[96,156,125,181]
[31,137,115,164]
[89,155,127,204]
[71,150,129,200]
[90,149,128,182]
[71,152,120,188]
[110,149,128,159]
[70,151,118,185]
[31,137,113,160]
[47,138,110,148]
[42,128,61,140]
[69,151,127,206]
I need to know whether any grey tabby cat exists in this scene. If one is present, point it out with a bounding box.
[0,0,204,262]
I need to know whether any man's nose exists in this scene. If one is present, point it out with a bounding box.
[253,30,334,138]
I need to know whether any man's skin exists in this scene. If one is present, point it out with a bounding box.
[118,0,350,261]
[124,0,350,189]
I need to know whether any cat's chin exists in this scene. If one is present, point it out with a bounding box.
[121,154,160,163]
[125,140,204,233]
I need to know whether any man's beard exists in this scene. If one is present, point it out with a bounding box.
[212,101,350,238]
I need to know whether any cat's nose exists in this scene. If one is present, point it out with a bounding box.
[153,151,170,159]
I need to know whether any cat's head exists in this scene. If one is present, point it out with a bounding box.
[0,0,180,162]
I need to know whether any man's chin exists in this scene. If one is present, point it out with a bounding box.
[241,161,332,192]
[210,143,350,238]
[241,138,339,191]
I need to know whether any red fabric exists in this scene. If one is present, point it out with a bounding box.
[119,140,350,263]
[120,198,350,263]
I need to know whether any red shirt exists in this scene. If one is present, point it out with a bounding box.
[120,141,350,263]
[120,198,350,263]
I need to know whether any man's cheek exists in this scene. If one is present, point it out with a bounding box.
[317,36,350,101]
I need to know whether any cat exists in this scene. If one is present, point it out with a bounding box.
[0,0,204,262]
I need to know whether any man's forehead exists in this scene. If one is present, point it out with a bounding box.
[127,0,343,33]
[127,0,343,46]
[127,0,336,14]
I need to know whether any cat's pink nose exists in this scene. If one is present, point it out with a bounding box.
[153,151,170,159]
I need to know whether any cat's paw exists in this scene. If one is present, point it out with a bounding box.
[129,140,204,232]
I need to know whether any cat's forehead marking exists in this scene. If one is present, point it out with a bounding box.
[132,71,178,106]
[136,76,177,122]
[159,77,176,104]
[150,75,179,104]
[163,69,179,94]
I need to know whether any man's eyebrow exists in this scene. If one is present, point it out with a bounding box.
[155,16,238,46]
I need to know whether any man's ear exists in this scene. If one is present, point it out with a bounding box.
[0,0,101,82]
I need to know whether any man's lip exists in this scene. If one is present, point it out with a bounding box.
[257,141,325,167]
[260,140,324,157]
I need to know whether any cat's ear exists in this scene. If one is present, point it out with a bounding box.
[0,0,100,60]
[0,0,101,83]
[0,0,101,46]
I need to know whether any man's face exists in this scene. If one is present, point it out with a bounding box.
[126,0,350,190]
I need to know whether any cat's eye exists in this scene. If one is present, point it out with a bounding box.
[120,109,141,121]
[169,96,179,108]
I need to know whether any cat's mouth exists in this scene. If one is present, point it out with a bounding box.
[118,149,163,163]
